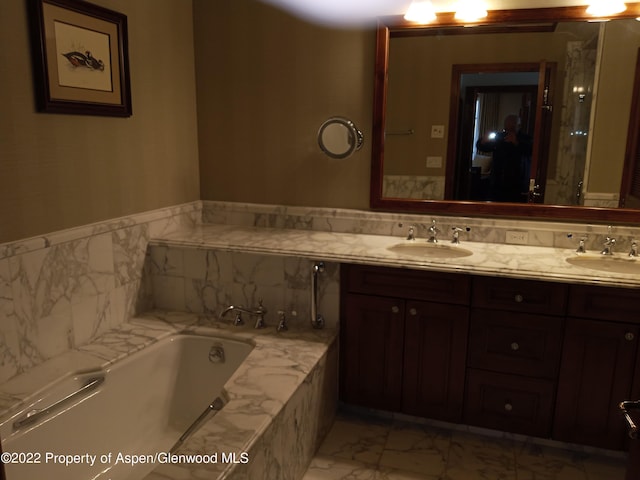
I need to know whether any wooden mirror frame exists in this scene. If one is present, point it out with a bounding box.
[371,5,640,223]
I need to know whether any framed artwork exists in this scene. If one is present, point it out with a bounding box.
[28,0,132,117]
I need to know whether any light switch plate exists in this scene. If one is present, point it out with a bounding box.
[506,231,529,244]
[426,156,442,168]
[431,125,445,138]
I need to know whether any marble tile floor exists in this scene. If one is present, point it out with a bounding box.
[302,410,627,480]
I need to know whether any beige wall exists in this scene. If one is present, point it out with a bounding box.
[0,0,200,243]
[588,19,640,194]
[194,0,374,209]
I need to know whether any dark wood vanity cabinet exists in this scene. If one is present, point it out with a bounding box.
[340,264,640,450]
[553,285,640,450]
[340,265,469,422]
[465,277,566,437]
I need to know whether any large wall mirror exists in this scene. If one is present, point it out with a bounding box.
[371,5,640,223]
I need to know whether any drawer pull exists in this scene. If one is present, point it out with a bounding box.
[391,306,400,314]
[409,308,418,316]
[626,332,635,341]
[514,294,524,303]
[504,403,513,412]
[510,342,520,351]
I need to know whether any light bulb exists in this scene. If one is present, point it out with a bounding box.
[586,0,626,17]
[454,0,488,22]
[404,0,436,23]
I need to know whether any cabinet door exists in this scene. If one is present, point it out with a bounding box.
[341,293,405,411]
[554,317,639,450]
[402,300,469,422]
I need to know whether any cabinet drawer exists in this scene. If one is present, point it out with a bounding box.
[568,284,640,323]
[467,310,563,378]
[464,369,555,438]
[344,264,470,305]
[471,276,567,315]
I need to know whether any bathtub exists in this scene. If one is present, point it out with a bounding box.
[1,334,253,480]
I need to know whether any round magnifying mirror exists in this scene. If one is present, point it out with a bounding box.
[317,117,363,159]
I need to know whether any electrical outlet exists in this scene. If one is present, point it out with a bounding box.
[426,156,442,168]
[431,125,445,138]
[506,231,529,245]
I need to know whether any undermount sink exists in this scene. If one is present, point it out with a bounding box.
[387,241,473,259]
[566,255,640,275]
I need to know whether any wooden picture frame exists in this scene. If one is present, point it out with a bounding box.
[28,0,132,117]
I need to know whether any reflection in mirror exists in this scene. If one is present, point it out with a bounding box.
[371,6,640,223]
[384,21,598,205]
[318,117,363,159]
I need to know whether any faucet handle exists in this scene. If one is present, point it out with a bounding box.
[407,225,416,241]
[427,220,439,243]
[568,233,588,253]
[451,226,470,244]
[630,241,638,258]
[277,310,288,332]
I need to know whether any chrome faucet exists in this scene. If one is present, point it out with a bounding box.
[568,233,588,253]
[427,220,439,243]
[601,226,616,256]
[220,300,267,328]
[407,225,416,241]
[451,226,470,244]
[276,310,288,332]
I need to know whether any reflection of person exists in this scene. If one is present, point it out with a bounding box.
[476,114,532,202]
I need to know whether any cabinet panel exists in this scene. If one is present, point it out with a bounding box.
[340,293,405,411]
[402,301,469,422]
[554,317,639,450]
[465,369,555,437]
[468,310,563,378]
[472,276,567,315]
[345,264,470,305]
[568,285,640,324]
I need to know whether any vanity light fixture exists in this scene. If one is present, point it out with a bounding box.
[404,0,436,23]
[454,0,488,22]
[586,0,626,17]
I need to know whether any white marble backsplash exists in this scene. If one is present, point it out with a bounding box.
[201,200,640,253]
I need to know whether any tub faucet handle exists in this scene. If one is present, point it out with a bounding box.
[255,299,267,329]
[630,241,638,258]
[277,310,288,332]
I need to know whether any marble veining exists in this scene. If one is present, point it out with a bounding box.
[0,203,199,384]
[382,175,445,200]
[143,246,340,329]
[0,313,338,480]
[303,410,627,480]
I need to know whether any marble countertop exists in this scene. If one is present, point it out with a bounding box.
[152,224,640,288]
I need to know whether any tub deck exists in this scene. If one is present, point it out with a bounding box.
[0,313,338,480]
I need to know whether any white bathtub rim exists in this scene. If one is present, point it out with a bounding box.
[0,330,256,444]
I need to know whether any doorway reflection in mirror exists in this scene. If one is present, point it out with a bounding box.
[475,114,532,203]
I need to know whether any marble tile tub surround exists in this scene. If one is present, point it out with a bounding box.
[201,200,640,254]
[0,312,338,480]
[143,246,340,330]
[0,202,200,385]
